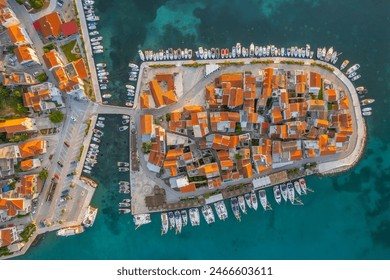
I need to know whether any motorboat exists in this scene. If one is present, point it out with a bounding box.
[126,84,135,90]
[181,210,188,227]
[133,214,151,229]
[362,107,372,112]
[345,64,360,75]
[98,117,105,121]
[356,86,368,94]
[294,181,302,196]
[168,212,175,229]
[174,211,182,234]
[161,212,168,235]
[340,60,349,70]
[351,74,361,81]
[258,190,267,210]
[138,50,145,61]
[363,111,372,116]
[361,99,375,105]
[238,195,246,214]
[118,167,129,172]
[117,162,130,167]
[273,186,282,204]
[90,31,99,36]
[119,126,129,131]
[244,193,252,209]
[92,137,100,143]
[250,191,258,211]
[280,183,288,202]
[287,182,295,204]
[91,36,103,42]
[93,49,103,54]
[96,63,106,67]
[118,202,130,207]
[230,197,241,221]
[299,178,307,195]
[102,94,112,99]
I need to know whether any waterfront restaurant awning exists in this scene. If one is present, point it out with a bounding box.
[252,176,271,190]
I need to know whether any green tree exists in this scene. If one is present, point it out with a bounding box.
[165,113,171,122]
[38,169,49,180]
[28,0,45,9]
[36,73,48,83]
[9,134,28,143]
[49,110,64,123]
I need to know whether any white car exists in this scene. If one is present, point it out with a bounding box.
[71,116,77,122]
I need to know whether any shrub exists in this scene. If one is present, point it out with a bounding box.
[37,73,48,83]
[49,110,64,123]
[38,169,49,180]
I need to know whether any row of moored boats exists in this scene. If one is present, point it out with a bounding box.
[126,64,139,107]
[83,124,105,174]
[161,178,309,234]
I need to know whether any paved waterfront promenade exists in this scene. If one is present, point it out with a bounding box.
[75,0,102,103]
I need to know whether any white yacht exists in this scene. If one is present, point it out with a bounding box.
[82,206,98,227]
[57,226,84,237]
[294,181,302,196]
[181,210,188,227]
[161,212,168,235]
[340,60,349,70]
[138,50,145,61]
[258,190,267,211]
[244,193,252,209]
[238,195,247,214]
[345,64,360,75]
[168,211,175,229]
[189,208,200,226]
[287,182,295,205]
[174,210,182,234]
[250,191,258,211]
[230,197,241,221]
[133,214,151,229]
[214,200,228,221]
[273,185,282,204]
[201,204,215,224]
[299,178,307,195]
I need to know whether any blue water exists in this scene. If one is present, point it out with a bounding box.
[18,0,390,259]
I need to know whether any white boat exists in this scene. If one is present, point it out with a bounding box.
[133,214,151,229]
[93,46,104,50]
[96,122,104,128]
[238,195,247,214]
[346,64,360,75]
[161,212,168,235]
[96,63,106,67]
[117,162,129,167]
[230,197,241,221]
[126,84,135,90]
[287,182,295,204]
[118,167,129,172]
[258,190,267,211]
[86,16,100,21]
[122,115,130,120]
[214,200,228,221]
[249,43,255,57]
[363,111,372,116]
[119,208,131,214]
[93,50,103,54]
[281,183,288,202]
[92,137,100,143]
[351,74,361,81]
[168,211,175,229]
[122,199,131,203]
[102,94,111,99]
[340,60,349,70]
[273,185,282,204]
[122,119,129,125]
[88,25,96,30]
[84,165,92,170]
[128,63,138,68]
[118,180,129,185]
[201,204,215,224]
[82,206,98,227]
[189,208,200,226]
[90,31,99,36]
[91,36,103,42]
[83,169,91,174]
[98,117,105,121]
[244,193,252,209]
[174,210,182,234]
[299,178,307,195]
[321,47,326,60]
[325,46,333,62]
[356,86,368,94]
[118,202,130,207]
[57,226,84,236]
[119,126,128,131]
[90,143,99,149]
[236,42,241,57]
[181,210,188,227]
[294,181,302,196]
[361,99,375,105]
[91,42,100,46]
[250,191,258,211]
[138,50,145,61]
[362,107,372,112]
[348,71,357,79]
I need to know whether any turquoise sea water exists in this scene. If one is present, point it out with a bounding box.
[18,0,390,259]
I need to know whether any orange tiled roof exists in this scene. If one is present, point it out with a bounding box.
[14,46,35,63]
[149,80,164,108]
[325,89,337,102]
[72,59,88,79]
[140,94,149,109]
[180,183,196,193]
[0,198,24,217]
[7,25,27,44]
[0,228,13,247]
[37,12,62,37]
[183,106,203,113]
[162,90,177,105]
[296,74,306,83]
[309,72,321,88]
[241,163,253,178]
[338,96,349,110]
[42,49,63,69]
[289,149,302,161]
[307,99,325,111]
[165,148,184,161]
[315,119,329,128]
[215,73,243,88]
[156,74,174,91]
[23,89,50,112]
[18,140,45,158]
[19,174,37,195]
[208,177,222,188]
[0,118,29,135]
[272,108,283,123]
[335,133,348,142]
[20,159,33,171]
[140,115,153,135]
[307,148,317,158]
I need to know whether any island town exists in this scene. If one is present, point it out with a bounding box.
[0,0,371,258]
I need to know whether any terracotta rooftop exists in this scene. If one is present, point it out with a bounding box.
[140,115,153,135]
[36,12,62,38]
[18,140,46,158]
[42,49,63,70]
[7,25,27,45]
[140,94,149,109]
